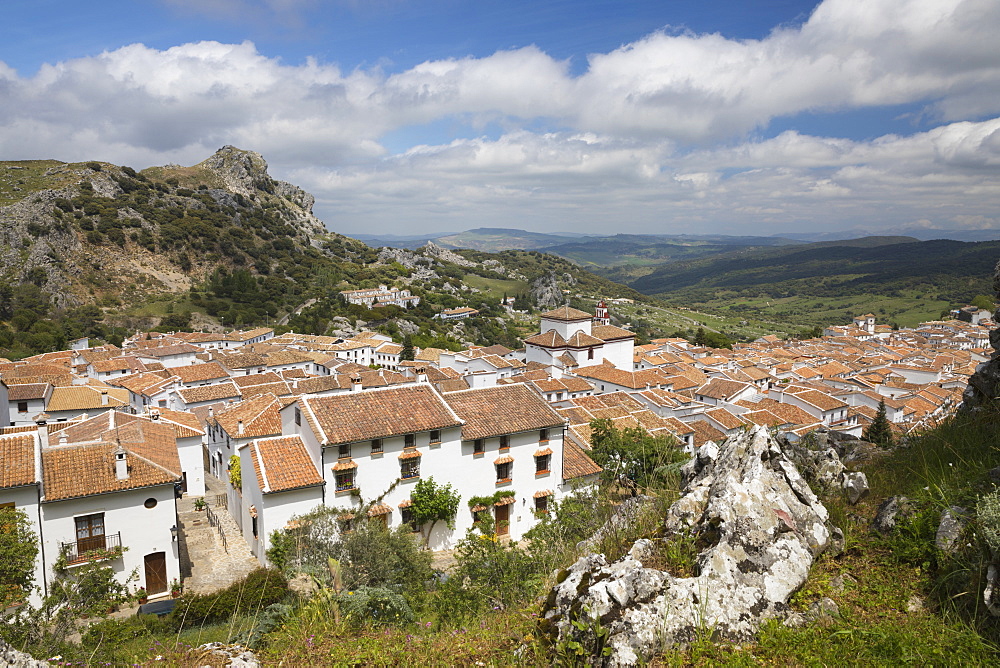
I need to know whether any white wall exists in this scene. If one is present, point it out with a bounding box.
[41,485,179,596]
[318,425,565,550]
[0,485,45,607]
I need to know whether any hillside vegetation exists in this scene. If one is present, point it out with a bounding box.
[627,237,998,328]
[0,149,644,359]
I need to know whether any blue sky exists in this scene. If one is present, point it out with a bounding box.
[1,0,999,238]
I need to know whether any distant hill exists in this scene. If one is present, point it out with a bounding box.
[625,236,1000,328]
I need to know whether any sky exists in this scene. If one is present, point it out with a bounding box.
[2,0,999,238]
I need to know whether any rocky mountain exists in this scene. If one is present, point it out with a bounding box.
[0,147,643,357]
[0,146,347,309]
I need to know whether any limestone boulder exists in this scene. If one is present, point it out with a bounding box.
[542,426,832,666]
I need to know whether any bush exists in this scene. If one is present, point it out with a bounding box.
[171,569,288,627]
[336,586,414,627]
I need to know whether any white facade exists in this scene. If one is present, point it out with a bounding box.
[41,485,180,597]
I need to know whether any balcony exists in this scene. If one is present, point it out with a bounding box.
[59,532,123,566]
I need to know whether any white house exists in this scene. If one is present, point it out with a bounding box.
[524,305,635,370]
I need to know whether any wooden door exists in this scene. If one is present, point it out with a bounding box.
[144,552,167,594]
[495,504,510,536]
[75,513,105,552]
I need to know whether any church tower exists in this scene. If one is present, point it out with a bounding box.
[593,299,610,326]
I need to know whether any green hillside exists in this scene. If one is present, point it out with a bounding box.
[628,237,999,328]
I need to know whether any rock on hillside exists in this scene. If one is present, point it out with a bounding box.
[197,146,326,237]
[0,147,339,308]
[542,426,833,666]
[963,257,1000,410]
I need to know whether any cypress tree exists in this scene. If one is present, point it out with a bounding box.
[863,398,894,447]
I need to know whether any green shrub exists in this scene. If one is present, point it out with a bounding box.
[335,586,414,627]
[171,568,288,627]
[977,490,1000,554]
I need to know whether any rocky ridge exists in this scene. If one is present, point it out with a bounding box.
[542,426,835,666]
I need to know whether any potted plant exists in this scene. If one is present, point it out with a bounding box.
[135,587,148,604]
[193,498,206,511]
[170,579,182,598]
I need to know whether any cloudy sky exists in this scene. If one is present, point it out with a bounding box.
[2,0,999,238]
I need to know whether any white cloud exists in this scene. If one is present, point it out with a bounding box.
[0,0,998,235]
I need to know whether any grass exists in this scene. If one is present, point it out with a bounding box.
[0,159,79,206]
[462,275,530,300]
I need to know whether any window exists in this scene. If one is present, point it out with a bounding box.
[143,498,158,509]
[335,469,356,492]
[535,495,549,514]
[473,439,485,454]
[401,458,420,480]
[539,428,549,443]
[429,430,441,444]
[400,507,419,532]
[338,443,351,459]
[371,438,383,454]
[75,513,106,552]
[404,433,415,448]
[536,454,551,474]
[17,402,28,413]
[499,435,510,450]
[294,407,301,426]
[496,461,512,482]
[252,515,258,540]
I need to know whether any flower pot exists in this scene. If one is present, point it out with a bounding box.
[138,597,148,604]
[171,590,181,598]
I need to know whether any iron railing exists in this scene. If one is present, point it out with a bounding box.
[60,532,123,565]
[204,504,228,553]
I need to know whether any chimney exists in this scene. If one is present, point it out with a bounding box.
[58,432,67,445]
[238,419,245,435]
[416,367,427,384]
[101,389,109,405]
[208,406,214,418]
[114,445,128,480]
[351,376,362,393]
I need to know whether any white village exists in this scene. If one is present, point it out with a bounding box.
[0,298,989,608]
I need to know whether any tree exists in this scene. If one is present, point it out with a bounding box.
[863,398,894,447]
[0,506,38,608]
[590,419,686,492]
[400,334,414,362]
[409,476,460,545]
[971,295,996,311]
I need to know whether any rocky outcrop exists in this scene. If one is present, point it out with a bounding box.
[199,146,326,236]
[421,241,477,268]
[962,258,1000,410]
[0,638,50,667]
[530,271,572,308]
[542,427,833,666]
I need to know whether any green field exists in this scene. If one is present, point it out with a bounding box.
[462,274,529,299]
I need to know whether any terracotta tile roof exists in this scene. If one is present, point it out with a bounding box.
[46,386,129,412]
[695,378,754,401]
[264,350,315,366]
[706,407,748,431]
[562,440,602,479]
[443,384,564,440]
[301,385,463,445]
[43,421,181,501]
[0,433,37,488]
[134,343,202,358]
[566,331,605,347]
[523,330,569,348]
[249,435,323,494]
[294,376,344,395]
[435,378,471,393]
[241,381,292,399]
[148,409,205,438]
[173,362,229,384]
[592,324,635,341]
[217,351,267,370]
[368,503,393,516]
[415,347,445,362]
[7,382,50,401]
[572,365,670,389]
[177,382,241,404]
[232,371,284,388]
[688,419,726,447]
[215,394,283,439]
[541,305,593,321]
